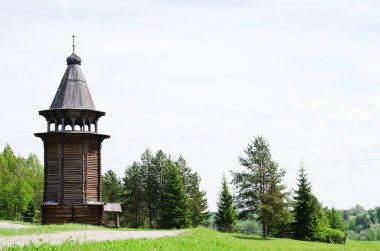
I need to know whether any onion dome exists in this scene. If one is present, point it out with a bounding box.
[66,52,82,65]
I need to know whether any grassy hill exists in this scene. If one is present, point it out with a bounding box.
[4,226,380,251]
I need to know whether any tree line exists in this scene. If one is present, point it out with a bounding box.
[102,149,209,229]
[0,145,44,222]
[340,204,380,241]
[1,141,373,244]
[214,136,346,244]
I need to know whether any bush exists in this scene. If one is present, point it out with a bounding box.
[313,227,346,244]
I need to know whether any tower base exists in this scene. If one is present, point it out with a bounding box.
[41,205,103,225]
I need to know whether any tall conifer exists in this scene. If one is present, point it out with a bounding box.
[102,170,122,202]
[122,162,146,228]
[215,175,237,232]
[292,162,321,240]
[232,136,289,238]
[162,163,192,228]
[176,156,209,226]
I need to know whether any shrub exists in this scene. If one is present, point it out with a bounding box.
[313,227,346,244]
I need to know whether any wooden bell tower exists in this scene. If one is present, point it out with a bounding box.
[35,39,110,224]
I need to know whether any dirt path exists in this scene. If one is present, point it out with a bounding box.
[0,222,32,229]
[0,229,182,248]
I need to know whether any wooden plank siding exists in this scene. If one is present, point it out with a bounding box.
[45,137,60,202]
[63,135,84,204]
[37,132,108,225]
[42,205,103,224]
[86,140,99,201]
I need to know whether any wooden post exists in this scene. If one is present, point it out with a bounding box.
[116,212,120,228]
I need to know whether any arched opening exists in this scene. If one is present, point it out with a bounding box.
[92,123,97,132]
[65,125,72,131]
[49,123,55,131]
[58,124,63,131]
[74,125,81,131]
[85,124,90,131]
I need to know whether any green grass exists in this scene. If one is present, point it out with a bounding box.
[4,227,380,251]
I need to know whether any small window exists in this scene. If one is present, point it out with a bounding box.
[49,123,55,131]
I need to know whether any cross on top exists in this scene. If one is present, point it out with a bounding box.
[72,35,76,53]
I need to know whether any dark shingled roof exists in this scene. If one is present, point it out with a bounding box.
[49,53,96,110]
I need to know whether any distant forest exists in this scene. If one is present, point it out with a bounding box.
[1,143,380,242]
[102,149,209,229]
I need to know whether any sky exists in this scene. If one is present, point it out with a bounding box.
[1,0,380,212]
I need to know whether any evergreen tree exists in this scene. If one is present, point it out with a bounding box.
[188,173,209,226]
[120,149,207,229]
[102,170,122,202]
[328,208,345,232]
[141,149,160,228]
[176,156,209,226]
[292,162,315,239]
[292,163,329,240]
[122,162,146,227]
[308,201,330,240]
[231,136,290,238]
[162,163,192,229]
[266,163,293,235]
[215,175,237,232]
[151,150,169,228]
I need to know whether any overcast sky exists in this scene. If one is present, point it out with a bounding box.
[1,0,380,211]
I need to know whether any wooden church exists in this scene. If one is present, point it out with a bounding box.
[35,41,111,224]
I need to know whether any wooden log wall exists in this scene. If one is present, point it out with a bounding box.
[45,137,60,202]
[63,135,84,204]
[43,134,102,204]
[85,140,100,201]
[42,205,103,224]
[41,133,104,225]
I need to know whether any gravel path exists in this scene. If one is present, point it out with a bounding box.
[0,222,32,229]
[0,229,182,248]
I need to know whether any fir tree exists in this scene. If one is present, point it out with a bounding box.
[176,156,209,226]
[328,208,345,232]
[292,162,313,239]
[102,169,122,202]
[215,175,237,232]
[292,162,327,240]
[122,162,146,228]
[151,150,169,228]
[141,149,160,228]
[162,163,192,229]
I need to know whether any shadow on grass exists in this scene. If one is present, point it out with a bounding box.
[233,235,269,241]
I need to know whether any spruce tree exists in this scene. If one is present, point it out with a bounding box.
[151,150,169,228]
[188,174,209,226]
[141,149,160,228]
[176,156,209,226]
[292,162,326,240]
[215,175,237,232]
[162,163,192,229]
[328,208,345,232]
[102,170,122,202]
[122,162,146,228]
